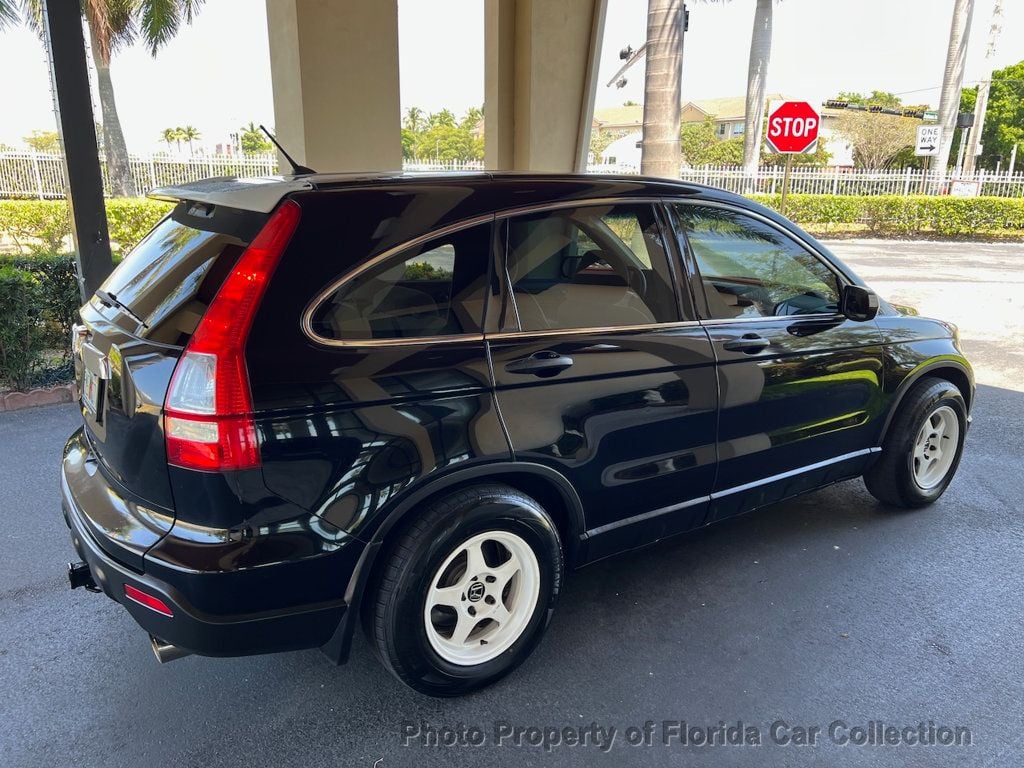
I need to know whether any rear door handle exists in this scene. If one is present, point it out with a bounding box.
[722,334,770,354]
[504,350,575,377]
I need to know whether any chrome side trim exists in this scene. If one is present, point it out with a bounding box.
[584,447,880,538]
[709,447,881,500]
[701,312,845,327]
[487,319,702,342]
[586,495,708,538]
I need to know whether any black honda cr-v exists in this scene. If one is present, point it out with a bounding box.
[62,172,973,696]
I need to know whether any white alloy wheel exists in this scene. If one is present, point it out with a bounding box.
[912,405,960,490]
[423,530,541,666]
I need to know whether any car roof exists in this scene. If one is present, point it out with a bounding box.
[149,171,743,213]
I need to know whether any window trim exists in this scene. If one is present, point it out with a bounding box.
[300,213,495,348]
[670,198,851,325]
[301,197,695,347]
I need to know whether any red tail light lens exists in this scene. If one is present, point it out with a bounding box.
[124,584,174,617]
[164,200,301,471]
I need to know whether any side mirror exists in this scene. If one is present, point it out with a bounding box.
[841,284,879,322]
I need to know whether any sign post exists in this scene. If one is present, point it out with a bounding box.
[765,101,820,216]
[915,125,941,195]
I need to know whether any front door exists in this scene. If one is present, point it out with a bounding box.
[670,202,885,522]
[487,201,718,559]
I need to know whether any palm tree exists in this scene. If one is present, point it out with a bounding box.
[403,106,425,132]
[963,0,1001,175]
[2,0,203,196]
[932,0,975,174]
[181,125,201,155]
[161,127,179,153]
[640,0,684,178]
[741,0,773,178]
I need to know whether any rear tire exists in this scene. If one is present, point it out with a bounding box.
[864,377,967,509]
[368,483,563,697]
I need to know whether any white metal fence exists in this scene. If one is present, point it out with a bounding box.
[0,152,279,199]
[2,151,1022,199]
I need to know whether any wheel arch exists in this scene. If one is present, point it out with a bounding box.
[879,359,974,444]
[320,462,586,664]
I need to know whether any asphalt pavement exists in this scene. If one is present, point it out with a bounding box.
[0,239,1021,768]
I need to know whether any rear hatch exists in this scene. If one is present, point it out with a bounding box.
[75,201,267,511]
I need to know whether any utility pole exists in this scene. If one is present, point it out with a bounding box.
[931,0,975,177]
[964,0,1003,176]
[641,0,686,178]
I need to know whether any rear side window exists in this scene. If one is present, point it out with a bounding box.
[308,222,492,341]
[503,204,679,332]
[97,202,264,344]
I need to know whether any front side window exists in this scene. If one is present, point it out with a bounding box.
[309,222,491,341]
[504,204,679,332]
[674,204,841,320]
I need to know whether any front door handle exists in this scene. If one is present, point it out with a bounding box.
[505,350,575,377]
[722,334,770,354]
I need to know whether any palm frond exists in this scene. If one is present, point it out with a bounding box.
[0,0,18,28]
[139,0,202,55]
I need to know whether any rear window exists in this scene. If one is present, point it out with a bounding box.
[96,202,266,344]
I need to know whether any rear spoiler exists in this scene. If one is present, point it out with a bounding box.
[148,176,315,214]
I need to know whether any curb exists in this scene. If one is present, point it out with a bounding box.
[0,382,78,413]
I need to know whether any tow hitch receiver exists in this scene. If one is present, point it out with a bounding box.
[68,561,100,592]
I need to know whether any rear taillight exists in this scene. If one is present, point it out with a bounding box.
[164,200,301,472]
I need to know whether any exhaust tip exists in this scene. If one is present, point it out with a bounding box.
[149,635,192,664]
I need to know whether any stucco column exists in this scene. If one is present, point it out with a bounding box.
[265,0,402,172]
[484,0,607,172]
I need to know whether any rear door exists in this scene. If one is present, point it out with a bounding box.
[670,201,885,522]
[487,201,718,559]
[74,201,265,511]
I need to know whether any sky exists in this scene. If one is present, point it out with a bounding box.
[0,0,1021,153]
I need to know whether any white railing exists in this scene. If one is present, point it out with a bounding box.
[590,162,1024,198]
[2,151,1022,199]
[404,158,485,172]
[0,151,280,199]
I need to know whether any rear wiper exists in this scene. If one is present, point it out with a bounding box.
[95,289,149,329]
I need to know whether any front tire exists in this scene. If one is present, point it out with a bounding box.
[368,484,563,697]
[864,377,967,508]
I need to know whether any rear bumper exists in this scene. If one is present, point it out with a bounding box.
[61,433,361,660]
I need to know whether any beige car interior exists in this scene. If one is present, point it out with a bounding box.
[507,215,658,331]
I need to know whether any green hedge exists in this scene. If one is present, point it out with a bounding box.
[749,194,1024,237]
[0,198,171,254]
[0,253,80,389]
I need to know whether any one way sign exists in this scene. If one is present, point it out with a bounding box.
[915,125,942,157]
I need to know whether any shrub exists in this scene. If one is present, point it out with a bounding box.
[0,264,46,389]
[749,194,1024,238]
[106,198,171,252]
[0,198,170,255]
[0,200,71,252]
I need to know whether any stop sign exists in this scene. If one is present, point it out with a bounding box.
[766,101,820,154]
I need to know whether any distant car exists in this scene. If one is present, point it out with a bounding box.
[62,173,973,696]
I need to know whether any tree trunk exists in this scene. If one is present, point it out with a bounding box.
[932,0,975,175]
[641,0,684,178]
[964,0,1002,175]
[90,47,136,197]
[741,0,772,180]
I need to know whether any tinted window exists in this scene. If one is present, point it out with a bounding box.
[98,203,260,344]
[504,204,679,331]
[309,222,491,340]
[674,204,841,319]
